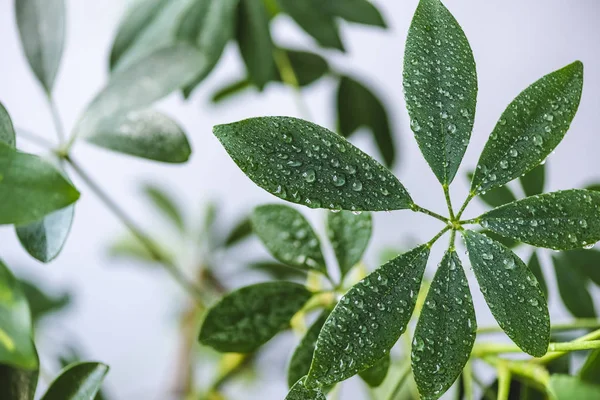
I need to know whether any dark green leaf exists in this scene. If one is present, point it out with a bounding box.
[274,50,329,87]
[251,205,326,274]
[412,251,476,400]
[19,278,71,323]
[236,0,274,89]
[520,164,545,197]
[464,231,549,357]
[288,310,330,388]
[198,282,312,352]
[307,245,430,386]
[277,0,344,51]
[211,79,252,103]
[324,0,386,27]
[404,0,477,185]
[359,353,390,388]
[142,184,185,232]
[586,184,600,192]
[471,61,583,194]
[0,363,38,400]
[247,261,306,280]
[481,230,519,249]
[286,377,326,400]
[561,249,600,286]
[337,76,395,167]
[579,349,600,384]
[0,143,79,225]
[527,252,547,300]
[327,210,372,278]
[224,217,252,247]
[467,172,516,208]
[213,117,412,212]
[0,102,16,148]
[15,0,65,93]
[549,375,600,399]
[41,362,109,400]
[552,255,595,318]
[479,190,600,250]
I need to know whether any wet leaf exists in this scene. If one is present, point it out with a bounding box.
[359,353,390,388]
[327,210,372,278]
[286,377,326,400]
[19,279,71,324]
[15,0,65,93]
[552,255,596,318]
[40,362,109,400]
[274,50,329,87]
[412,251,476,400]
[337,76,395,167]
[549,375,600,399]
[288,310,330,388]
[325,0,386,27]
[404,0,477,185]
[223,217,252,247]
[479,190,600,250]
[306,245,430,387]
[527,252,547,300]
[214,117,412,212]
[17,205,74,263]
[471,61,583,194]
[480,230,519,249]
[467,172,516,208]
[142,184,185,232]
[0,102,16,148]
[198,282,312,352]
[252,205,327,274]
[520,164,545,197]
[579,349,600,384]
[463,231,549,357]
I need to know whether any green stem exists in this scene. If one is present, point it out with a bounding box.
[427,226,451,248]
[478,318,600,334]
[448,229,457,250]
[411,203,450,223]
[463,361,474,400]
[459,218,480,226]
[474,340,600,356]
[456,192,475,220]
[273,48,312,120]
[482,356,549,391]
[497,362,511,400]
[386,361,412,400]
[65,156,207,304]
[47,96,65,143]
[536,328,600,364]
[443,184,456,220]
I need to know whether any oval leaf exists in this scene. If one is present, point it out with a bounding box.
[359,353,390,388]
[0,363,38,400]
[549,375,600,400]
[15,0,66,93]
[471,61,583,194]
[275,50,329,87]
[214,117,412,212]
[552,255,596,318]
[324,0,386,27]
[479,190,600,250]
[306,245,430,387]
[0,143,79,225]
[579,349,600,384]
[463,230,549,357]
[288,310,330,388]
[41,362,109,400]
[19,278,71,323]
[286,377,326,400]
[404,0,477,185]
[0,102,16,148]
[562,249,600,286]
[198,282,312,352]
[327,210,372,278]
[252,205,326,274]
[412,251,476,400]
[467,172,516,208]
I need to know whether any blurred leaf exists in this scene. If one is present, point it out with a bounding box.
[480,230,519,249]
[108,235,173,266]
[19,278,71,324]
[359,353,390,388]
[198,282,312,352]
[15,0,65,93]
[288,310,330,388]
[527,252,548,300]
[327,210,372,278]
[0,363,39,400]
[549,375,600,399]
[520,163,546,197]
[40,362,109,400]
[580,349,600,384]
[561,249,600,286]
[467,172,517,208]
[142,184,185,232]
[274,50,329,87]
[585,183,600,192]
[211,79,252,103]
[325,0,386,27]
[552,255,596,318]
[247,261,306,280]
[224,217,252,247]
[337,76,395,167]
[0,102,16,147]
[286,377,326,400]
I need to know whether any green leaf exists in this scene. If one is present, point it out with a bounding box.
[520,164,546,197]
[277,0,344,51]
[560,249,600,286]
[586,183,600,192]
[480,230,519,249]
[274,50,329,87]
[0,102,16,148]
[247,261,306,280]
[552,255,596,318]
[142,184,185,232]
[471,61,583,194]
[213,117,412,212]
[467,172,516,208]
[19,278,71,324]
[549,375,600,400]
[527,252,547,300]
[359,353,390,388]
[251,205,327,274]
[288,310,330,388]
[404,0,477,185]
[327,210,372,278]
[15,0,65,93]
[307,245,430,386]
[75,44,203,137]
[463,231,549,357]
[211,79,252,103]
[236,0,274,89]
[224,217,252,247]
[198,282,312,352]
[337,76,395,167]
[41,362,109,400]
[412,251,476,400]
[479,190,600,250]
[0,363,38,400]
[579,349,600,384]
[286,377,326,400]
[324,0,386,27]
[0,143,80,225]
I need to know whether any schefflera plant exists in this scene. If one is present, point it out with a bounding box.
[205,0,592,399]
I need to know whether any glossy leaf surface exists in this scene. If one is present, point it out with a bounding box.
[0,102,16,148]
[288,310,330,388]
[327,210,372,278]
[552,255,596,318]
[467,172,516,208]
[286,377,326,400]
[40,362,109,400]
[527,252,547,299]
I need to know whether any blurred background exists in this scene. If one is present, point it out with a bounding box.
[1,0,600,398]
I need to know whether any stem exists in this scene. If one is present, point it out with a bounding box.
[411,203,450,223]
[472,373,497,400]
[273,49,312,121]
[459,218,480,225]
[427,226,451,248]
[15,127,55,149]
[473,340,600,356]
[536,328,600,364]
[65,156,206,303]
[47,97,65,143]
[463,361,474,400]
[448,229,457,250]
[478,318,600,334]
[497,362,511,400]
[481,356,549,390]
[443,185,455,220]
[456,192,475,220]
[386,361,412,400]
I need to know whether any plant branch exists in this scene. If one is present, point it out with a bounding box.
[15,127,55,149]
[473,340,600,356]
[497,361,511,400]
[478,318,600,334]
[456,192,475,220]
[535,328,600,364]
[386,361,412,400]
[427,226,451,247]
[481,356,549,391]
[47,97,65,143]
[411,203,450,223]
[459,218,480,225]
[443,184,456,220]
[463,361,474,400]
[273,48,312,121]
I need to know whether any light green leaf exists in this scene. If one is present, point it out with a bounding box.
[324,0,386,27]
[288,310,330,388]
[527,252,547,299]
[17,205,74,263]
[274,50,329,87]
[337,76,395,167]
[404,0,477,185]
[467,172,516,208]
[223,216,252,247]
[108,234,174,266]
[463,231,549,357]
[412,251,476,400]
[41,362,109,400]
[236,0,274,89]
[359,353,390,388]
[307,245,430,387]
[549,375,600,400]
[15,0,65,93]
[277,0,344,51]
[142,184,185,232]
[252,205,326,274]
[0,102,16,148]
[579,349,600,384]
[0,143,79,225]
[479,190,600,250]
[327,210,372,278]
[520,164,546,197]
[213,117,412,212]
[286,377,327,400]
[562,249,600,286]
[471,61,583,194]
[19,278,71,323]
[0,363,38,400]
[211,79,252,103]
[198,282,312,352]
[552,255,595,318]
